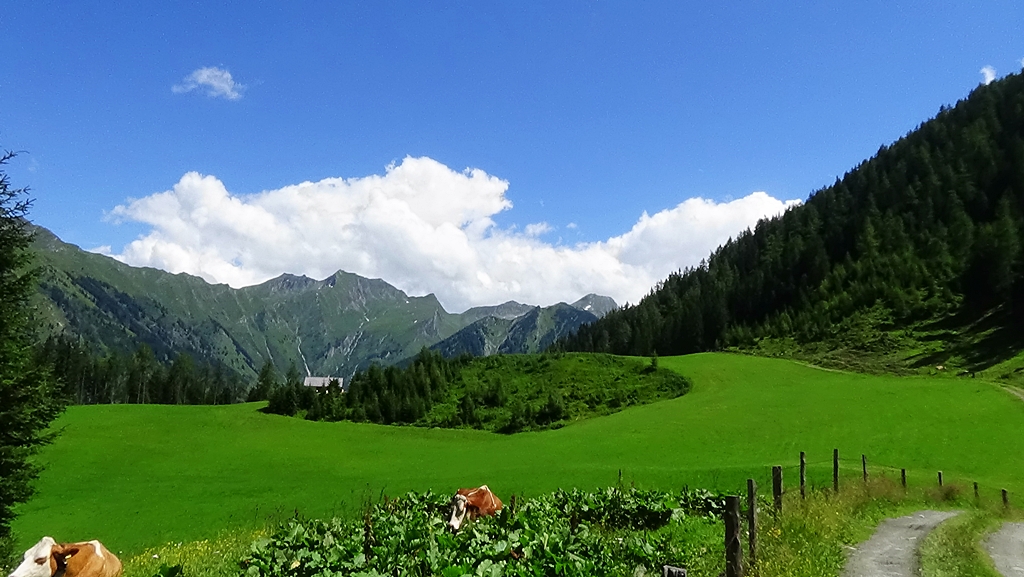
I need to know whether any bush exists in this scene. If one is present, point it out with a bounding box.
[240,487,724,577]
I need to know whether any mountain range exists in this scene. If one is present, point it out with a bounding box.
[28,225,615,379]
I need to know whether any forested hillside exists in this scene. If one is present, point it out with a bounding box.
[266,350,689,433]
[35,335,248,405]
[561,73,1024,374]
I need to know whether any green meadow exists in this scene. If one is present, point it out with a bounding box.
[13,353,1024,555]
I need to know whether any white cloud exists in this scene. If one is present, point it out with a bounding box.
[524,222,553,236]
[173,67,244,100]
[103,157,799,311]
[980,65,997,85]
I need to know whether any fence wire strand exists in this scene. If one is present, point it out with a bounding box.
[739,450,1012,507]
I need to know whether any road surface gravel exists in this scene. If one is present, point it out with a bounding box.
[841,510,960,577]
[986,522,1024,576]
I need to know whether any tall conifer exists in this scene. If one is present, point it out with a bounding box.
[0,152,64,559]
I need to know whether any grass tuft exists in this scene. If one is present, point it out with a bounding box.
[926,483,965,503]
[919,511,1002,577]
[755,478,912,577]
[121,527,269,577]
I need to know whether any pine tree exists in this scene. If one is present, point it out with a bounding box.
[247,359,279,402]
[0,152,65,558]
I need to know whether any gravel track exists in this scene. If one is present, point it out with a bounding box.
[1003,386,1024,403]
[986,522,1024,576]
[841,510,960,577]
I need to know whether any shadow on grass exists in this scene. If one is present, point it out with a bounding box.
[908,306,1024,373]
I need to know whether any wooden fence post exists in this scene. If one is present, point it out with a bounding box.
[725,496,742,577]
[1003,489,1009,509]
[747,479,757,573]
[800,451,806,499]
[862,454,868,482]
[833,449,839,493]
[938,471,943,487]
[901,469,906,489]
[772,466,783,514]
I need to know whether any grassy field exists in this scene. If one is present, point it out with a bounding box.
[12,353,1024,557]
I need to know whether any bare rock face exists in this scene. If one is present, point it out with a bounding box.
[571,294,618,318]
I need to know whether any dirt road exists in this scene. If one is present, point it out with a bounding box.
[841,510,960,577]
[986,522,1024,576]
[1003,386,1024,403]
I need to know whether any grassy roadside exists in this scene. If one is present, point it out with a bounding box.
[755,478,917,577]
[755,478,1018,577]
[919,510,1005,577]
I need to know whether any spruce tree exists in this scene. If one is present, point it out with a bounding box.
[0,152,64,559]
[247,359,278,402]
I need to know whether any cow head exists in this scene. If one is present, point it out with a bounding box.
[8,537,57,577]
[448,494,469,532]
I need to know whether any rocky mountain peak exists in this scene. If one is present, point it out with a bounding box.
[570,294,618,318]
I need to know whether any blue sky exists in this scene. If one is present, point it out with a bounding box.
[2,1,1022,310]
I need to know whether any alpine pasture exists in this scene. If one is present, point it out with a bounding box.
[13,353,1024,555]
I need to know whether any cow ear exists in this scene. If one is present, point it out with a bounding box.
[52,545,80,559]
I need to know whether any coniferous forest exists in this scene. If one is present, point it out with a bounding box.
[265,349,690,433]
[559,73,1024,369]
[36,335,248,405]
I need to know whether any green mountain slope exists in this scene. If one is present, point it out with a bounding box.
[561,72,1024,379]
[29,226,611,379]
[431,303,605,357]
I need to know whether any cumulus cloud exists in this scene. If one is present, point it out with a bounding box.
[524,222,553,236]
[173,67,244,100]
[980,65,997,85]
[103,157,799,311]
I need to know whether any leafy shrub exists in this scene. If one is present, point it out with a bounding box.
[926,483,964,503]
[676,487,729,519]
[240,488,723,577]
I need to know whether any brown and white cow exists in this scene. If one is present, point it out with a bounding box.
[8,537,122,577]
[448,485,503,532]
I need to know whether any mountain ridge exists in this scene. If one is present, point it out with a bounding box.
[29,225,614,380]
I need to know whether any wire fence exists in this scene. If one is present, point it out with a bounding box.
[719,449,1014,577]
[729,449,1014,515]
